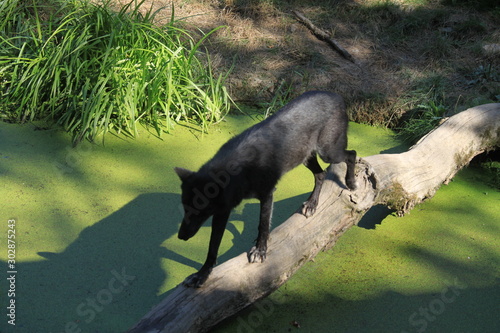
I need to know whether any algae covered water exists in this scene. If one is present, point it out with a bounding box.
[0,116,498,332]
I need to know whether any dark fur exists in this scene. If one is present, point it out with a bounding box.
[175,91,356,287]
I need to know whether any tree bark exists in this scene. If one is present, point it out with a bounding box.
[128,103,500,333]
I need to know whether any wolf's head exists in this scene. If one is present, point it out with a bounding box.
[174,167,220,241]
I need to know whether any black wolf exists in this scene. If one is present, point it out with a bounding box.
[174,91,356,287]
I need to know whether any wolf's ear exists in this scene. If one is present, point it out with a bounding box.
[174,167,194,181]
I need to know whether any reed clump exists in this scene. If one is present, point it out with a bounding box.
[0,0,232,144]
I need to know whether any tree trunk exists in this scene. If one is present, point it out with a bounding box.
[127,103,500,333]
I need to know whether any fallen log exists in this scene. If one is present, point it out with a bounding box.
[128,103,500,333]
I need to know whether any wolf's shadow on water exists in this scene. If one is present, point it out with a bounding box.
[0,191,310,332]
[1,193,177,332]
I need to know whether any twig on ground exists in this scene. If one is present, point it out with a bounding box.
[292,10,356,64]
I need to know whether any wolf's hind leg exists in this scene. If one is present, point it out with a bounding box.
[301,154,326,217]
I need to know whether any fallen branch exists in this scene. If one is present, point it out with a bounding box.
[292,10,356,64]
[128,104,500,333]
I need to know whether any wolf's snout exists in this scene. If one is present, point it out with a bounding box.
[178,222,194,241]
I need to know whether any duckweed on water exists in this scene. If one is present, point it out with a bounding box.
[1,116,498,332]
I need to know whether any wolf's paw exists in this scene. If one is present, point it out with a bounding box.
[183,270,210,288]
[301,199,318,217]
[248,246,267,263]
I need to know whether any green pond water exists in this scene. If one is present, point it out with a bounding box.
[0,115,498,333]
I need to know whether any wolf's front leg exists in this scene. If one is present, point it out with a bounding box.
[345,150,357,190]
[302,155,326,217]
[183,266,212,288]
[248,192,273,263]
[183,210,230,288]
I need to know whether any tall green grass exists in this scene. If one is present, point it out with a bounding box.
[0,0,232,144]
